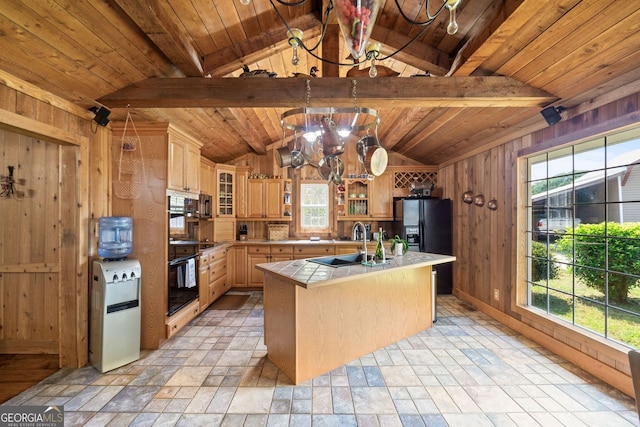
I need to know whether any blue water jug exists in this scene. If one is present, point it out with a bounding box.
[98,216,133,259]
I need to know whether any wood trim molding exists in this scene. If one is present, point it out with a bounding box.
[453,289,634,398]
[517,110,640,157]
[0,70,91,118]
[0,109,89,147]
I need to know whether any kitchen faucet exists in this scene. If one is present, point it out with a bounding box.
[351,221,367,261]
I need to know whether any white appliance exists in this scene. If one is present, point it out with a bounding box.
[90,259,141,373]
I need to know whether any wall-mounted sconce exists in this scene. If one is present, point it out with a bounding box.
[89,106,111,127]
[487,199,498,211]
[473,194,485,207]
[540,105,566,126]
[462,191,473,204]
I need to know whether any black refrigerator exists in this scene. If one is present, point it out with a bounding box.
[394,198,453,294]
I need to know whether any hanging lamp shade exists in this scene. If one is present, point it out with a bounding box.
[334,0,381,60]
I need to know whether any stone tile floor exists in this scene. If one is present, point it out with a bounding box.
[3,292,639,426]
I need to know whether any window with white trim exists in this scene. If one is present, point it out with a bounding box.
[300,182,330,231]
[525,126,640,348]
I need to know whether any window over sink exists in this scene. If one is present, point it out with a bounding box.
[300,182,329,232]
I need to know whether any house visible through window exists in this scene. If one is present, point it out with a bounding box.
[300,182,329,230]
[525,126,640,348]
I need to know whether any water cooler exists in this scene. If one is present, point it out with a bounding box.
[90,259,141,372]
[90,217,141,373]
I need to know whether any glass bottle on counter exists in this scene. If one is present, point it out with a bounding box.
[374,227,386,263]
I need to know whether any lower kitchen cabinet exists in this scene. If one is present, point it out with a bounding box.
[166,300,200,339]
[270,245,293,262]
[198,251,211,310]
[293,244,335,260]
[248,245,270,287]
[198,245,228,310]
[227,246,247,287]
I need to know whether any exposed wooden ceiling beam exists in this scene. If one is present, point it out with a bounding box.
[202,14,322,77]
[113,0,203,77]
[98,76,557,108]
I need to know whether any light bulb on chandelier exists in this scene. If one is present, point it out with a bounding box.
[446,0,461,35]
[288,28,303,66]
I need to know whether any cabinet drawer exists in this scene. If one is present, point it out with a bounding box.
[209,276,226,303]
[166,300,200,338]
[271,245,293,255]
[294,245,335,256]
[208,247,226,262]
[248,245,270,255]
[209,258,226,281]
[199,252,210,265]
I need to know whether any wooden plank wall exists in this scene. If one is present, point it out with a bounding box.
[110,122,169,350]
[0,73,109,368]
[439,91,640,394]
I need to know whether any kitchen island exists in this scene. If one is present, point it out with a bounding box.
[256,252,456,384]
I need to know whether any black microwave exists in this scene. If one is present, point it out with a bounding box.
[199,194,213,219]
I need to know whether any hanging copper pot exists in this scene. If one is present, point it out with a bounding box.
[319,117,344,157]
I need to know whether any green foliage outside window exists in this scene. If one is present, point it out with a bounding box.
[556,222,640,303]
[531,240,559,282]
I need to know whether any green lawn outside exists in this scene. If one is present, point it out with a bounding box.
[531,265,640,348]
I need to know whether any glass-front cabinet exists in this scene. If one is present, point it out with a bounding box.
[215,165,235,217]
[336,173,393,220]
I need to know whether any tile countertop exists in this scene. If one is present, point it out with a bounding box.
[233,239,368,245]
[255,252,456,289]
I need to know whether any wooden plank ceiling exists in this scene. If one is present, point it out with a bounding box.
[1,0,639,165]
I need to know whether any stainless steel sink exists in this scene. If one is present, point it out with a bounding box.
[306,253,364,267]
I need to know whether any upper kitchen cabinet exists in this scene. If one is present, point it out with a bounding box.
[168,129,202,194]
[235,166,250,219]
[214,165,235,217]
[200,158,215,196]
[247,178,292,220]
[336,172,393,220]
[368,172,393,219]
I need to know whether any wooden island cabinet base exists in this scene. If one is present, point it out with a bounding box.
[263,266,433,385]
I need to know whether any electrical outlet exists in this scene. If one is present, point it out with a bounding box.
[493,288,500,301]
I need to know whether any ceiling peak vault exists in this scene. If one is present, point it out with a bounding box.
[1,0,638,165]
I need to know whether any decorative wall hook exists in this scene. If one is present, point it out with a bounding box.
[487,199,498,210]
[473,194,485,207]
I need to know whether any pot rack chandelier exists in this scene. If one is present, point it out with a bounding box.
[239,0,462,75]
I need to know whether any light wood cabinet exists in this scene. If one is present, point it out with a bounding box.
[198,251,211,310]
[213,217,236,243]
[215,165,235,217]
[166,300,200,339]
[200,158,215,196]
[168,131,201,194]
[198,246,228,310]
[235,166,250,218]
[270,245,293,262]
[247,245,270,287]
[336,174,393,220]
[293,244,335,260]
[227,246,247,287]
[369,172,394,219]
[247,179,292,220]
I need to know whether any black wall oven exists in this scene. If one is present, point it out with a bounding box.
[168,246,199,316]
[167,192,200,316]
